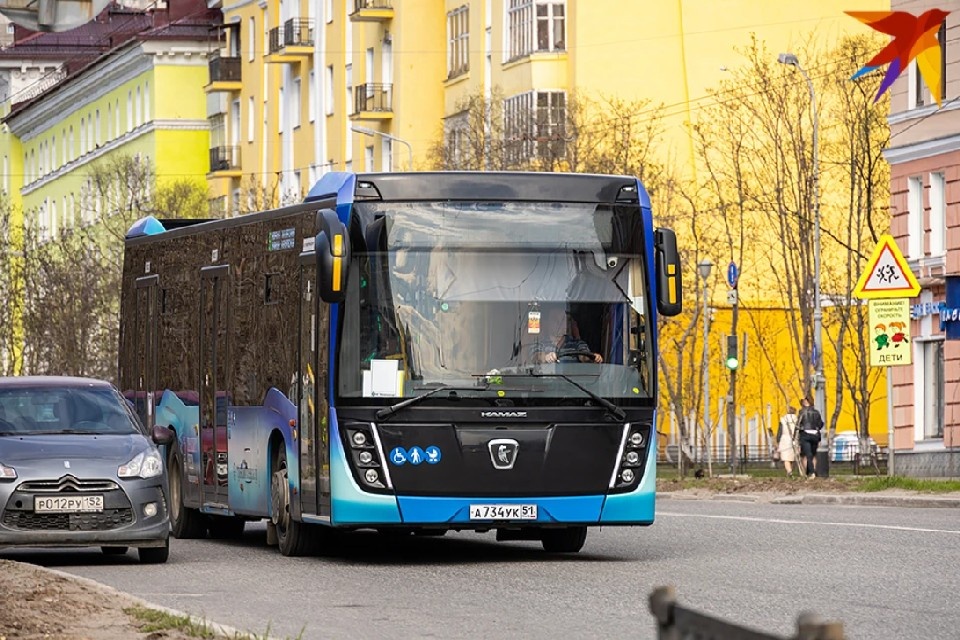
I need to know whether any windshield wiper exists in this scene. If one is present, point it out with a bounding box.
[523,372,626,421]
[375,383,488,421]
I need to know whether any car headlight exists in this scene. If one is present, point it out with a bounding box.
[0,461,16,480]
[118,449,163,479]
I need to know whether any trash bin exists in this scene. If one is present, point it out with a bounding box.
[816,445,830,478]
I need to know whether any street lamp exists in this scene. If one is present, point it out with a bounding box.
[697,258,713,467]
[779,52,826,475]
[350,125,413,171]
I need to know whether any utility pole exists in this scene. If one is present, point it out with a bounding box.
[725,262,740,474]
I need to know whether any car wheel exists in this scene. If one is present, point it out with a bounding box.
[100,546,129,556]
[271,445,314,556]
[207,516,245,539]
[138,538,170,564]
[168,439,207,539]
[541,526,587,553]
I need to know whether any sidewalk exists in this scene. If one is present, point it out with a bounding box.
[657,490,960,508]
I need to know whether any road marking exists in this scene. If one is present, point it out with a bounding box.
[659,511,960,535]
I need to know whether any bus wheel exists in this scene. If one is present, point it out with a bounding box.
[270,446,313,556]
[168,441,207,539]
[207,515,245,539]
[541,526,587,553]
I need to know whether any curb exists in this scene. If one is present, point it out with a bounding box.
[659,491,960,508]
[798,494,960,509]
[39,564,279,640]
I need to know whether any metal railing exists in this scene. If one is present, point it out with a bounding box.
[650,586,845,640]
[659,443,889,476]
[209,146,239,172]
[354,0,393,11]
[208,55,241,83]
[268,19,315,53]
[283,18,314,47]
[354,83,393,113]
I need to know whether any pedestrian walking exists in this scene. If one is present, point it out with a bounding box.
[797,396,824,478]
[775,406,800,477]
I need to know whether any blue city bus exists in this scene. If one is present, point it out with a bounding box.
[118,171,682,555]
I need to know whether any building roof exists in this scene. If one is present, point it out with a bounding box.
[1,0,219,121]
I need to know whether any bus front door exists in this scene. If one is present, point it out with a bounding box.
[133,275,159,428]
[199,265,230,508]
[298,261,330,516]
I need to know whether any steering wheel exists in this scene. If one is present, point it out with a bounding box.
[556,346,596,362]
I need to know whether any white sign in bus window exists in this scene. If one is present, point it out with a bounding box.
[370,359,400,397]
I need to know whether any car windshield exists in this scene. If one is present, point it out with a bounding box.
[337,200,654,406]
[0,387,140,436]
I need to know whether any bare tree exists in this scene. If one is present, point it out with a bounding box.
[823,35,889,450]
[19,154,210,381]
[0,196,25,375]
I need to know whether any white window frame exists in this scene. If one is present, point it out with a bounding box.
[364,144,374,171]
[309,70,316,122]
[248,96,255,142]
[929,171,946,256]
[292,77,302,128]
[248,16,256,62]
[325,66,334,115]
[447,5,469,79]
[507,0,565,60]
[907,175,924,258]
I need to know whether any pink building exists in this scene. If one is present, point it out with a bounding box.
[884,0,960,475]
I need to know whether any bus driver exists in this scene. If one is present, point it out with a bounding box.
[530,307,603,364]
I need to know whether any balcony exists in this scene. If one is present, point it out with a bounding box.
[209,146,241,176]
[350,0,393,22]
[205,55,242,93]
[352,83,393,120]
[266,18,314,64]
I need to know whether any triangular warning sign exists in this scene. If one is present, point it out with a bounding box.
[853,235,921,299]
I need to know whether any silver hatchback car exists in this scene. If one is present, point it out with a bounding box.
[0,376,174,563]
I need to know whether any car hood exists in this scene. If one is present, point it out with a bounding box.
[0,434,150,465]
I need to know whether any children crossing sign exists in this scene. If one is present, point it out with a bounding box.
[853,235,921,299]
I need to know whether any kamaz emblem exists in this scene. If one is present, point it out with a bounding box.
[480,411,527,419]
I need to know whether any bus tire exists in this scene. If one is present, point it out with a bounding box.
[168,440,207,539]
[207,515,245,539]
[541,526,587,553]
[271,445,313,556]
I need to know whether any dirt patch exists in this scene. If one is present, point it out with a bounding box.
[0,559,199,640]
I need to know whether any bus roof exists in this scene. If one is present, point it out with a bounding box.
[126,171,651,241]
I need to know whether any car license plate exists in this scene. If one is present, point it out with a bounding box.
[34,495,104,513]
[469,504,537,520]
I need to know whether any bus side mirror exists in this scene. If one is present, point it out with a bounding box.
[316,208,351,303]
[654,227,682,317]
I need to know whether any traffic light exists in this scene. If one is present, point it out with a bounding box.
[725,334,739,370]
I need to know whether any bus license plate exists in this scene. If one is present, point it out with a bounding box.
[469,504,537,520]
[35,495,104,513]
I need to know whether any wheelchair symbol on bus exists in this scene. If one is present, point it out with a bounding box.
[389,447,408,466]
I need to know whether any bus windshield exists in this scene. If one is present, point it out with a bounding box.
[337,201,654,405]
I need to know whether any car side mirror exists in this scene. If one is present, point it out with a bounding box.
[151,425,175,446]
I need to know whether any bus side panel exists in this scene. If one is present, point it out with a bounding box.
[156,390,202,507]
[227,406,270,516]
[598,436,656,524]
[329,408,401,525]
[227,388,299,517]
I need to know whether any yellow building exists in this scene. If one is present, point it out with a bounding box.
[0,2,218,372]
[205,0,445,213]
[199,0,894,446]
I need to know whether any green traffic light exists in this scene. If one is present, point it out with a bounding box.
[725,356,739,370]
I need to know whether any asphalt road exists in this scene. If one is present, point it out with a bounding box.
[4,499,960,639]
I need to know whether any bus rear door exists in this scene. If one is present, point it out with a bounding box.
[199,264,230,508]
